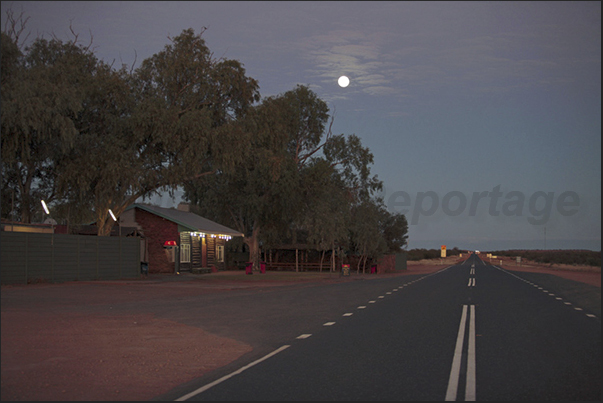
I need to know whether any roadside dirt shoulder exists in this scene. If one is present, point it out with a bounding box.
[494,257,601,288]
[1,310,251,401]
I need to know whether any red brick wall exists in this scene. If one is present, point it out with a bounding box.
[135,208,180,274]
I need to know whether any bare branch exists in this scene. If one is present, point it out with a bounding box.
[68,20,79,44]
[83,28,94,52]
[129,49,138,75]
[188,169,217,180]
[296,113,336,169]
[3,7,31,48]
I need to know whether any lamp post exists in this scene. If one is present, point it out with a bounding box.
[109,209,121,236]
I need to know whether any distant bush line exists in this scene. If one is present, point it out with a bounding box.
[405,248,600,267]
[491,249,601,267]
[406,247,462,261]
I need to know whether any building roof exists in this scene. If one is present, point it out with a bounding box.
[126,204,243,237]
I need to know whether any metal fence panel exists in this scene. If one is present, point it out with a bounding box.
[121,239,140,278]
[26,233,54,282]
[79,236,99,280]
[1,232,140,285]
[53,235,80,282]
[98,237,120,279]
[0,232,27,284]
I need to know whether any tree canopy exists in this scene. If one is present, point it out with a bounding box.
[183,85,407,269]
[1,31,96,223]
[2,12,408,263]
[2,23,259,234]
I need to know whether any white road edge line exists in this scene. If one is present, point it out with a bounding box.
[445,305,468,401]
[175,345,291,401]
[465,305,476,401]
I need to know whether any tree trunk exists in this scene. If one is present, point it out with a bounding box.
[19,168,35,223]
[244,226,261,270]
[331,245,335,273]
[96,210,113,236]
[319,250,325,272]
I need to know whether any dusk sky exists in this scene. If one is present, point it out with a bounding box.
[2,1,600,251]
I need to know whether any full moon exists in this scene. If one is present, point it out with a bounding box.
[338,75,350,88]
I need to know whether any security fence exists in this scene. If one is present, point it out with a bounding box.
[1,232,140,285]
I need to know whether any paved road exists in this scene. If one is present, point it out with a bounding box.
[161,255,601,401]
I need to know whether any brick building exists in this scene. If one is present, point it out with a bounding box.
[121,203,243,274]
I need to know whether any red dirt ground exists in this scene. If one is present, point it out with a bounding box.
[1,258,599,401]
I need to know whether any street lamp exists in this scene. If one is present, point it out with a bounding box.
[41,200,54,235]
[41,200,50,215]
[109,209,121,236]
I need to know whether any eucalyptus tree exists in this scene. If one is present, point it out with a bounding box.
[184,85,385,270]
[300,158,351,271]
[53,61,137,233]
[349,197,409,273]
[2,24,260,234]
[1,31,97,223]
[185,85,333,269]
[379,207,409,253]
[299,132,383,271]
[322,132,382,201]
[349,198,387,273]
[184,94,298,269]
[59,28,260,235]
